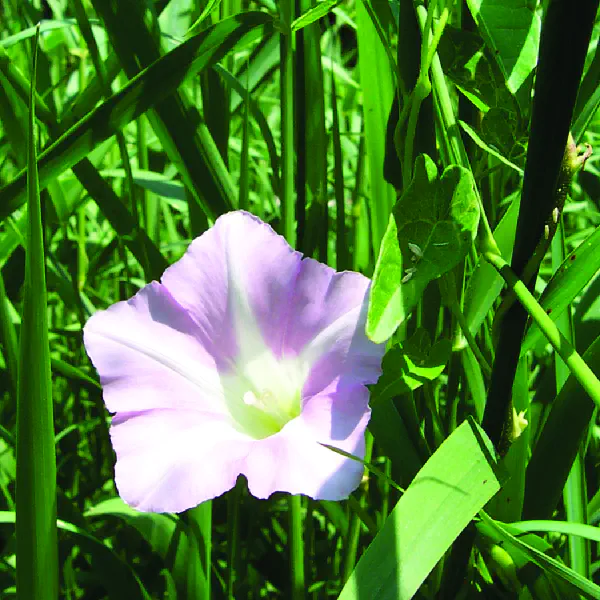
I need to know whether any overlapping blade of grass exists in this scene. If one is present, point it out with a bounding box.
[0,51,167,280]
[87,498,209,600]
[15,26,58,600]
[479,513,600,599]
[0,11,272,223]
[551,224,589,576]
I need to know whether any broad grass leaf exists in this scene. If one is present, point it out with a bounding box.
[338,419,506,600]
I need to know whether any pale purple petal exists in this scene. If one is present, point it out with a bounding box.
[243,385,370,500]
[292,266,385,398]
[111,410,252,512]
[161,211,302,361]
[83,282,228,416]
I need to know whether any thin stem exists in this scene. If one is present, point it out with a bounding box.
[289,494,305,600]
[280,0,296,247]
[413,2,500,257]
[484,251,600,409]
[404,0,450,184]
[342,433,373,584]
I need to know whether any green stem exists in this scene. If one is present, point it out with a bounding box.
[226,482,241,599]
[289,494,305,600]
[484,251,600,409]
[404,0,450,184]
[342,434,373,584]
[280,0,296,247]
[413,1,499,258]
[185,501,212,599]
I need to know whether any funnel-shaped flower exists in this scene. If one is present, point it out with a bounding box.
[84,211,384,512]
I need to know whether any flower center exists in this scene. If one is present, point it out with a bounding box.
[222,351,306,440]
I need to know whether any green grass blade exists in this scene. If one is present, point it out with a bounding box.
[15,25,58,600]
[338,419,505,600]
[356,0,395,255]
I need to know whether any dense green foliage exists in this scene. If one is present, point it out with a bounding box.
[1,0,600,598]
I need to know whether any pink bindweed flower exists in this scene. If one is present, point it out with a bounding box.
[84,211,385,513]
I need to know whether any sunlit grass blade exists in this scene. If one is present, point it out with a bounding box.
[521,223,600,354]
[356,0,395,256]
[338,419,505,600]
[15,25,58,600]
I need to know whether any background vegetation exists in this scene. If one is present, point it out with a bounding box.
[1,0,600,598]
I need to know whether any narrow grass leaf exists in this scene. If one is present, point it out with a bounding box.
[15,26,58,600]
[292,0,340,32]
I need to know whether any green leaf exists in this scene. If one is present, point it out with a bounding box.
[370,329,452,402]
[338,419,505,600]
[292,0,340,32]
[459,120,523,174]
[393,154,479,289]
[356,0,396,253]
[464,191,519,334]
[479,107,527,167]
[16,26,58,600]
[523,334,600,520]
[438,25,517,113]
[86,498,209,600]
[367,155,479,343]
[366,214,423,343]
[465,0,541,94]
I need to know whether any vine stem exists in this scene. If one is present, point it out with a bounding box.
[483,251,600,408]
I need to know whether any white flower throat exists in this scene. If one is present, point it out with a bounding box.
[223,350,306,440]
